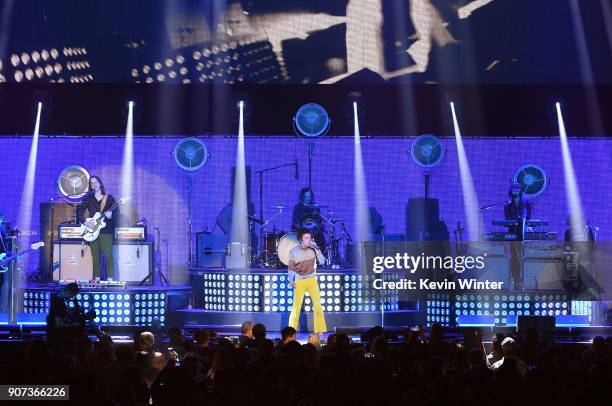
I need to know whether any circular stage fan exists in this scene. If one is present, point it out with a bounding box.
[57,166,90,199]
[173,138,209,172]
[293,103,330,138]
[410,134,444,168]
[513,164,549,197]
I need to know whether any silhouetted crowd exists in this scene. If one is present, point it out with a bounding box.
[2,322,612,405]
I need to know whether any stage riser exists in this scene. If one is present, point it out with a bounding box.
[190,269,402,313]
[426,292,593,327]
[19,286,189,327]
[168,310,425,331]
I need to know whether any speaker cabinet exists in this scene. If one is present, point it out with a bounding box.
[52,241,93,281]
[517,315,555,341]
[113,242,152,284]
[41,203,78,273]
[524,259,564,290]
[226,242,249,270]
[52,241,152,283]
[196,234,228,268]
[406,199,449,241]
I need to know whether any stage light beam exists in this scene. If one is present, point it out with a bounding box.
[17,102,43,248]
[450,102,480,240]
[121,101,134,202]
[353,101,372,246]
[556,102,586,239]
[231,100,249,247]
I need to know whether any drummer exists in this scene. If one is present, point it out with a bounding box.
[292,187,326,250]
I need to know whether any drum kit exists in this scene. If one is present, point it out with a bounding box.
[254,203,352,269]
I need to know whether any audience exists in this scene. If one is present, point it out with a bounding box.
[281,326,297,345]
[307,333,321,350]
[252,322,267,344]
[239,320,256,349]
[3,323,611,405]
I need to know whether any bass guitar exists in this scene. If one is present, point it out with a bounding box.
[81,196,130,242]
[0,241,45,272]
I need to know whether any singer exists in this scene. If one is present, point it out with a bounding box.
[287,229,327,333]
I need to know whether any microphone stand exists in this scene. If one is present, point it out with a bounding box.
[478,200,507,239]
[254,162,299,265]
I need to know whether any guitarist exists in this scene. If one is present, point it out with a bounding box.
[77,176,117,280]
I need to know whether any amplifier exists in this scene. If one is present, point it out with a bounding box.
[196,234,228,268]
[226,242,249,270]
[52,241,152,283]
[52,241,93,281]
[115,226,147,240]
[485,232,558,241]
[113,242,152,284]
[524,259,564,290]
[59,224,84,240]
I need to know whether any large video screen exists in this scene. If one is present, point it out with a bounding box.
[1,0,611,84]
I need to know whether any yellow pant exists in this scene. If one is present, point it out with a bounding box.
[289,276,327,333]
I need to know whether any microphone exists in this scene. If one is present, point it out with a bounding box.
[294,160,299,180]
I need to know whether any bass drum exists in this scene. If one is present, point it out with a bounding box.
[277,232,299,266]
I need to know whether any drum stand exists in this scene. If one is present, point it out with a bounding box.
[318,211,347,269]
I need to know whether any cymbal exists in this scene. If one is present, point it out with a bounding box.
[270,205,289,210]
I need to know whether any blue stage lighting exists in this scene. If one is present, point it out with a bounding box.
[293,103,330,138]
[411,134,444,168]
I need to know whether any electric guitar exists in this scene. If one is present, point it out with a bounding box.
[0,241,45,272]
[81,196,130,242]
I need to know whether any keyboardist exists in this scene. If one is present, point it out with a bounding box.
[504,183,533,225]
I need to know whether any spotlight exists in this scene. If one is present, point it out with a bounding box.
[345,91,367,120]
